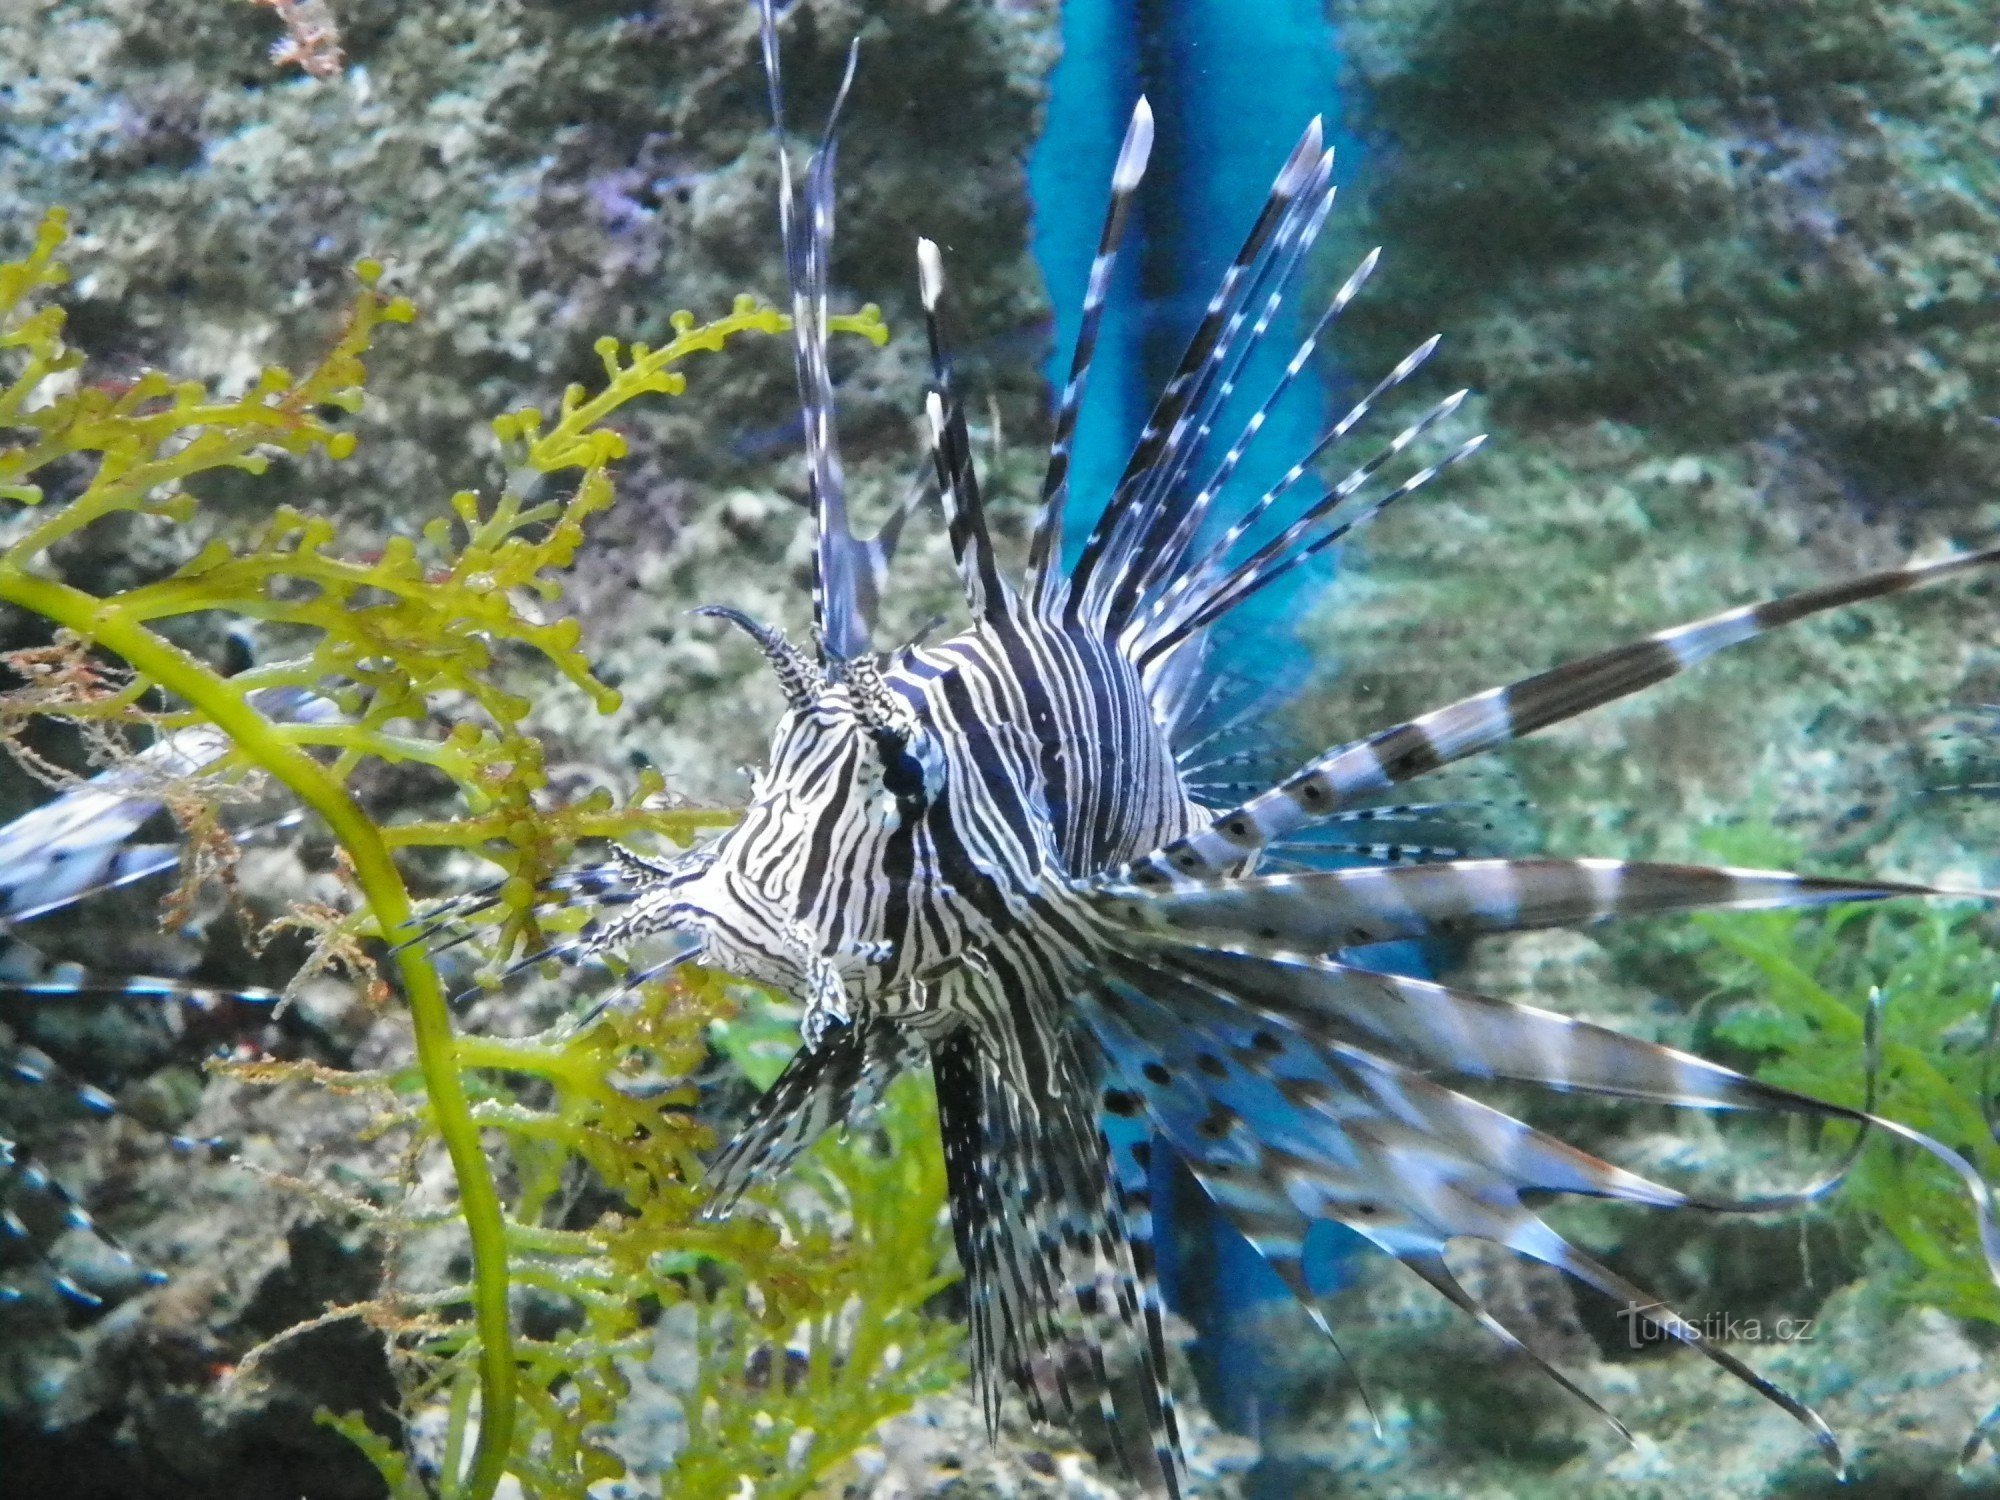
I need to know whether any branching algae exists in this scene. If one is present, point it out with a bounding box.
[0,209,959,1497]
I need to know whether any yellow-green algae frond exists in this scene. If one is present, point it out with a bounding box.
[0,208,956,1498]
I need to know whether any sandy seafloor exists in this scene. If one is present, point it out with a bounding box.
[4,1,2000,1496]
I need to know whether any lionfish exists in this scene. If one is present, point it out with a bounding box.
[489,2,2000,1491]
[5,0,2000,1490]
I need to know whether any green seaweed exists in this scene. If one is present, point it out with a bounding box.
[1670,819,2000,1327]
[0,209,958,1497]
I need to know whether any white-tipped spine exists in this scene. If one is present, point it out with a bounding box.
[1115,97,1155,190]
[917,236,945,311]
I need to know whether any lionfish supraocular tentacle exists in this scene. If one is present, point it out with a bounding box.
[518,5,2000,1494]
[688,605,825,710]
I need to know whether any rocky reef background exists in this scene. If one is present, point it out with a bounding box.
[5,0,2000,1497]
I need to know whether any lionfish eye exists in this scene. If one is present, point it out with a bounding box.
[874,729,936,804]
[883,749,924,799]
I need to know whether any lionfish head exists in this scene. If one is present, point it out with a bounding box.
[605,605,950,1046]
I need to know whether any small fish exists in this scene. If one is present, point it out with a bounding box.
[519,3,2000,1492]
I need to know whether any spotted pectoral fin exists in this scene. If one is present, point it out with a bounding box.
[1092,857,1960,950]
[1074,968,1857,1471]
[1119,939,1855,1130]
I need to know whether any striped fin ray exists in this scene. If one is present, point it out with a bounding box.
[1086,149,1336,637]
[1256,844,1471,873]
[1093,1013,1388,1435]
[929,1022,1187,1494]
[1028,97,1155,613]
[1231,800,1528,869]
[1039,1034,1185,1499]
[1065,115,1326,626]
[932,1033,1026,1437]
[2,996,256,1309]
[1077,973,1690,1430]
[2,1022,254,1309]
[4,1037,233,1161]
[2,841,182,927]
[1124,545,2000,883]
[1108,935,1997,1249]
[961,1040,1138,1465]
[1134,398,1486,666]
[1165,648,1309,766]
[0,689,332,928]
[1074,961,1882,1472]
[0,931,285,1033]
[1095,132,1334,567]
[1,808,311,932]
[1132,332,1444,649]
[1099,159,1341,631]
[1092,858,1957,952]
[755,0,871,661]
[916,239,1013,625]
[391,851,666,960]
[2,1130,167,1308]
[860,459,937,631]
[1120,240,1378,631]
[1111,940,1855,1135]
[932,1032,1058,1439]
[699,1017,922,1218]
[1082,978,1639,1446]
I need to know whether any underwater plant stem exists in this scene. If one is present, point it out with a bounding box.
[1712,922,1995,1149]
[0,569,518,1500]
